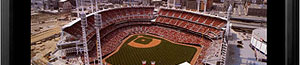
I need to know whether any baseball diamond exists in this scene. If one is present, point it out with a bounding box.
[104,34,202,65]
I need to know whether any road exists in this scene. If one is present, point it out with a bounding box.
[230,20,266,29]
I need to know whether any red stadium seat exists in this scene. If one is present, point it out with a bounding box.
[155,17,161,22]
[173,11,181,18]
[203,27,211,34]
[198,26,208,33]
[208,28,218,34]
[211,19,223,27]
[185,22,195,30]
[175,20,183,26]
[204,18,214,25]
[212,29,222,35]
[191,24,201,32]
[158,17,165,22]
[161,10,168,16]
[185,13,193,20]
[145,9,153,15]
[180,12,188,18]
[191,15,200,22]
[138,9,145,19]
[163,17,171,24]
[169,19,177,25]
[167,10,174,17]
[217,22,226,28]
[178,21,187,28]
[110,10,118,18]
[157,9,163,15]
[198,16,208,23]
[119,9,127,17]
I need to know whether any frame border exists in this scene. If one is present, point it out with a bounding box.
[1,0,10,65]
[285,0,299,65]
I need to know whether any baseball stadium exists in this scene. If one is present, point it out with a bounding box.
[56,6,230,65]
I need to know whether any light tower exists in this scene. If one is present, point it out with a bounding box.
[80,0,84,13]
[76,0,80,17]
[94,14,103,65]
[80,12,90,65]
[197,0,200,11]
[204,0,207,13]
[95,0,98,11]
[225,4,232,38]
[167,0,170,8]
[173,0,176,8]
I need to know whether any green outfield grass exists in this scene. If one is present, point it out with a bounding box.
[105,34,198,65]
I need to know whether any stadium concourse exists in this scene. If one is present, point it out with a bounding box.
[56,6,230,65]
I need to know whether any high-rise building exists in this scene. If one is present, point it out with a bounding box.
[185,0,213,11]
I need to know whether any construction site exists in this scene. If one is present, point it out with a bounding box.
[30,0,267,65]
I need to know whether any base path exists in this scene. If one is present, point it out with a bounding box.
[127,36,161,48]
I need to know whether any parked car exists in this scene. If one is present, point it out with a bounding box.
[237,40,244,48]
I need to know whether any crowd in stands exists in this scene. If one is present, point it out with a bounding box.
[63,6,155,41]
[156,8,227,38]
[100,7,154,28]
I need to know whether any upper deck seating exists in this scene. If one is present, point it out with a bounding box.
[158,8,227,28]
[62,6,155,41]
[156,8,228,38]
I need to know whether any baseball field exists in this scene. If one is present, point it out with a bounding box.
[103,34,201,65]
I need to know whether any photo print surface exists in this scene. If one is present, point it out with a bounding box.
[30,0,267,65]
